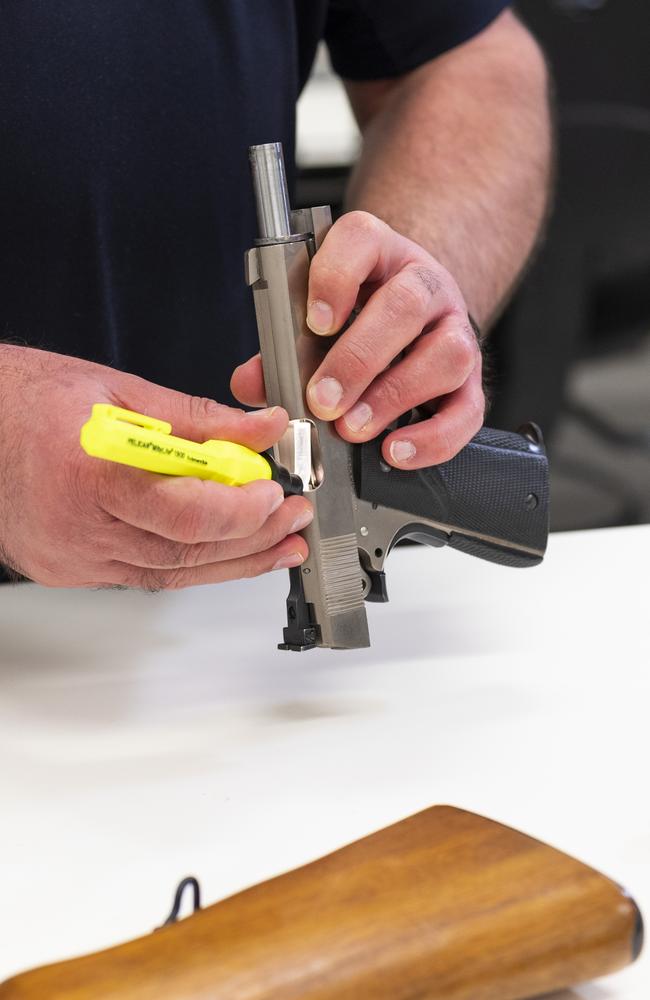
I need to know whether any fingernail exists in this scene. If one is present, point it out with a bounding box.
[255,406,279,419]
[390,439,416,464]
[270,492,285,514]
[290,507,314,533]
[308,377,343,414]
[260,483,285,514]
[307,300,334,335]
[273,552,305,571]
[344,401,373,433]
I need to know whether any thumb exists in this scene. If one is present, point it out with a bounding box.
[231,354,267,408]
[113,373,288,453]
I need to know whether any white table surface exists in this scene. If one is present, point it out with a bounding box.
[1,525,649,997]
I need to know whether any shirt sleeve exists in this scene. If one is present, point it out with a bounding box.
[324,0,511,80]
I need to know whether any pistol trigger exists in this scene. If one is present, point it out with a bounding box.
[356,549,388,604]
[364,569,389,603]
[359,565,372,600]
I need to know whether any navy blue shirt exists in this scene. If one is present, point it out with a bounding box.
[1,1,508,404]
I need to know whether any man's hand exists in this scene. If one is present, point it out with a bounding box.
[0,346,311,589]
[232,211,484,469]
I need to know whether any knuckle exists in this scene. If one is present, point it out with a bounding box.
[240,494,272,536]
[251,511,273,539]
[183,540,222,568]
[431,431,457,466]
[375,372,407,414]
[261,503,301,549]
[161,567,187,590]
[410,265,441,298]
[446,327,479,380]
[123,567,168,592]
[385,270,432,321]
[311,258,349,289]
[238,553,267,581]
[185,395,232,426]
[162,539,191,566]
[253,521,281,554]
[339,335,377,381]
[168,495,211,543]
[340,210,383,241]
[153,537,202,568]
[214,507,240,540]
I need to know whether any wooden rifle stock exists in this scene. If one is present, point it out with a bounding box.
[0,806,642,1000]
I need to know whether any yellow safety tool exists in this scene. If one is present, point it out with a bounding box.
[80,404,273,486]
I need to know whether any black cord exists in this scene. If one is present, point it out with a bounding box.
[161,876,202,926]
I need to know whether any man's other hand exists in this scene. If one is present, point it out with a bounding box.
[231,211,485,470]
[0,346,311,589]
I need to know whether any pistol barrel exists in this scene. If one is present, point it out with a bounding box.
[249,143,293,241]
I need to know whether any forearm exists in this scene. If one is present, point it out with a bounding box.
[343,11,552,329]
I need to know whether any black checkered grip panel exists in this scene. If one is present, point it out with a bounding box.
[355,426,549,568]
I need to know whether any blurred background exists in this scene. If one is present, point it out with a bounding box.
[295,0,650,532]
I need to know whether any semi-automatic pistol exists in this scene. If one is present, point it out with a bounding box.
[245,142,549,652]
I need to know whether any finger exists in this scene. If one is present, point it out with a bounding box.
[381,367,486,469]
[307,263,458,422]
[105,533,309,591]
[334,316,480,442]
[230,354,267,408]
[109,374,286,452]
[95,469,287,543]
[106,495,313,568]
[306,211,413,336]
